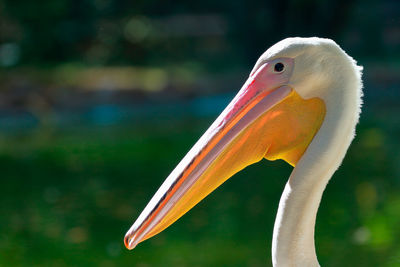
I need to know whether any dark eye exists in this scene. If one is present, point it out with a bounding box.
[274,62,284,72]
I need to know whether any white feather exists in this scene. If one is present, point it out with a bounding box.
[255,37,363,267]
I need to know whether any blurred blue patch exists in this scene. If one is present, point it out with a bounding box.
[0,111,39,131]
[191,93,234,117]
[88,105,124,126]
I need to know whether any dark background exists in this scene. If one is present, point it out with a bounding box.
[0,0,399,266]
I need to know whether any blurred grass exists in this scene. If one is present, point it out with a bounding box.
[0,105,399,267]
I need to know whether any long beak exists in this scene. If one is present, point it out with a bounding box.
[124,63,325,249]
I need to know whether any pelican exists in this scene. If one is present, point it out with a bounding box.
[124,37,363,266]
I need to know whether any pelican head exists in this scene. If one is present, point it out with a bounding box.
[124,37,363,266]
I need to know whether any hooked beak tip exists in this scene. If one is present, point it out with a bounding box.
[124,232,138,250]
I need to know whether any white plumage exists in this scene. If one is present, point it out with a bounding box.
[262,38,363,266]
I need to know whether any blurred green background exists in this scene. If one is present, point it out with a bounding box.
[0,0,399,266]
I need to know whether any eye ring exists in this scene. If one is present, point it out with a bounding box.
[274,62,285,73]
